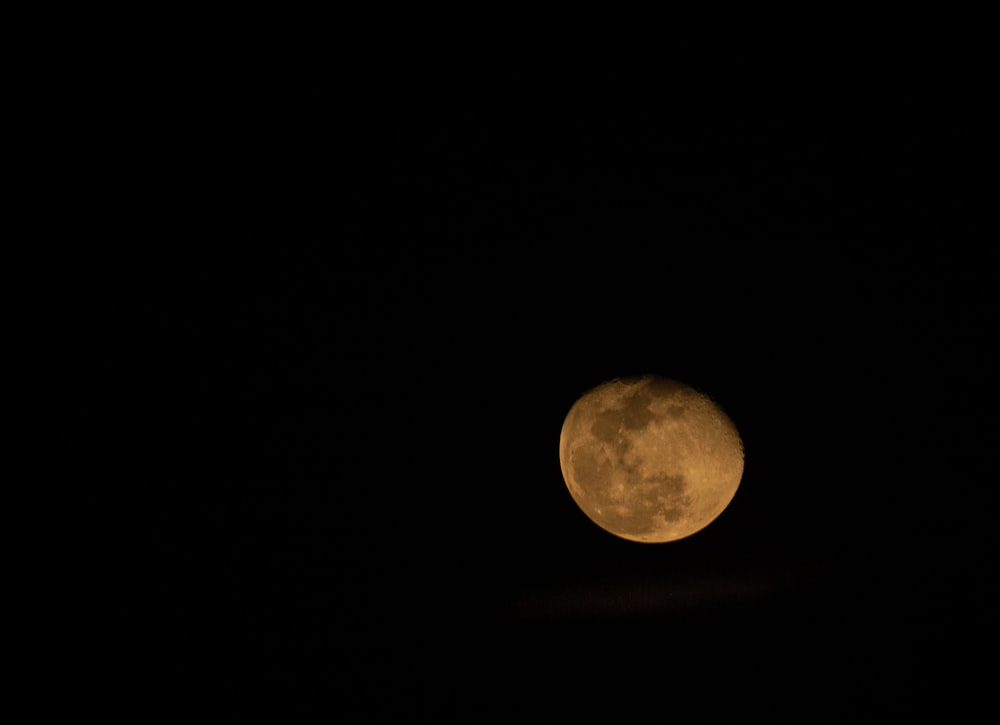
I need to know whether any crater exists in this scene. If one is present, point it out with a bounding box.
[590,406,623,443]
[658,506,687,523]
[571,447,612,492]
[619,388,656,430]
[644,376,687,399]
[645,472,687,498]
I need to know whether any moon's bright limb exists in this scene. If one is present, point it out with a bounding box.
[559,375,744,543]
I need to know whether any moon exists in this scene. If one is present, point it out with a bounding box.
[559,375,744,543]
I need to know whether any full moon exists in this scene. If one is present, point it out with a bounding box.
[559,375,744,543]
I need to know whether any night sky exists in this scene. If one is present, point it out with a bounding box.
[132,57,995,721]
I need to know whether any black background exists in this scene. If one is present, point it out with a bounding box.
[129,53,995,721]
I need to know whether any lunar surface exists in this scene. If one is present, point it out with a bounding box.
[559,375,744,543]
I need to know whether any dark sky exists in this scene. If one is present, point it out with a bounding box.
[132,57,995,721]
